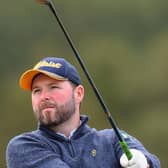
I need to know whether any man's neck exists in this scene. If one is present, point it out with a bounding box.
[50,113,80,137]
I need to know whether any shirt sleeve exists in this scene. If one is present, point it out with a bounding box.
[6,134,71,168]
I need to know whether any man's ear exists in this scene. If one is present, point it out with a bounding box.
[74,85,84,104]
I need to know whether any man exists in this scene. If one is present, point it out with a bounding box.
[6,57,160,168]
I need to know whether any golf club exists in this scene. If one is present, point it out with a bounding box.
[36,0,132,160]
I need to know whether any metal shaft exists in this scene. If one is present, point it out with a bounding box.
[37,0,132,160]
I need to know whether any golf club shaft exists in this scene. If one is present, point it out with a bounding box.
[37,0,132,160]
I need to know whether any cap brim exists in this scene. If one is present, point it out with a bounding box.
[19,69,67,91]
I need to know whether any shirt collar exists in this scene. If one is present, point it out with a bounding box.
[56,127,78,139]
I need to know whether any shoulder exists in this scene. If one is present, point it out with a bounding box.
[6,130,51,167]
[90,128,136,146]
[6,130,66,168]
[8,130,40,143]
[96,128,115,137]
[90,128,117,143]
[91,128,129,138]
[6,130,42,154]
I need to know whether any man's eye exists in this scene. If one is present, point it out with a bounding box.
[51,85,59,89]
[32,88,41,94]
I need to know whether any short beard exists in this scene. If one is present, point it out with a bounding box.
[34,94,76,128]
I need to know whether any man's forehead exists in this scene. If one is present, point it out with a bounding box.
[32,73,65,83]
[31,73,67,89]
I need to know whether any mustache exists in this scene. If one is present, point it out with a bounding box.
[39,100,57,111]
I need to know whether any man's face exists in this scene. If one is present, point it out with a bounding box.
[31,74,76,127]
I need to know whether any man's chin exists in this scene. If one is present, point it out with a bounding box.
[39,118,61,128]
[40,121,57,127]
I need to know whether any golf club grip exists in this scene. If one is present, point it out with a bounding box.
[39,0,133,160]
[120,141,133,160]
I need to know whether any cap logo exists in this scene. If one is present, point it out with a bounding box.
[33,61,62,69]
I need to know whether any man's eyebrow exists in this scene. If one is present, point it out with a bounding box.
[31,85,40,91]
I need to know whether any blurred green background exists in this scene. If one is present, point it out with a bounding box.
[1,0,167,167]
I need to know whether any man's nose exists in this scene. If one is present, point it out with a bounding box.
[41,90,50,100]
